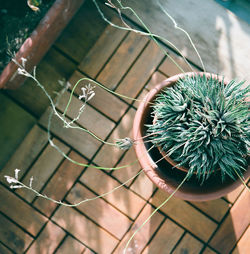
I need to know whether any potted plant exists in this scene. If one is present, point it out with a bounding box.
[0,0,85,90]
[3,1,250,252]
[133,72,250,201]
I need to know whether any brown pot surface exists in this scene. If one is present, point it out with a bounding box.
[0,0,85,89]
[133,72,250,201]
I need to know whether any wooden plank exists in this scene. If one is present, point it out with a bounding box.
[123,0,250,82]
[16,138,70,203]
[39,107,101,159]
[34,151,87,217]
[172,233,203,254]
[66,182,132,240]
[225,184,245,204]
[133,88,150,109]
[0,213,33,253]
[78,16,128,78]
[55,236,86,254]
[202,247,217,254]
[26,221,65,254]
[232,226,250,254]
[0,242,14,254]
[55,0,111,64]
[80,167,145,220]
[133,72,167,109]
[96,32,148,90]
[112,148,141,187]
[52,205,118,254]
[0,185,47,236]
[142,219,184,254]
[115,40,165,102]
[56,91,115,140]
[130,171,157,201]
[0,93,35,169]
[190,198,230,222]
[68,71,129,122]
[93,108,136,168]
[6,47,76,117]
[209,189,250,253]
[83,249,95,254]
[1,125,48,185]
[145,71,167,91]
[159,52,195,77]
[113,204,164,253]
[150,189,217,242]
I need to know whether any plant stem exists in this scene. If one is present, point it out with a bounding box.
[157,0,206,72]
[92,0,194,73]
[233,168,250,192]
[6,169,143,207]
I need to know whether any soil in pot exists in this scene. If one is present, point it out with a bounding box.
[0,0,54,73]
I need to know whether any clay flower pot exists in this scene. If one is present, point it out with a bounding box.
[0,0,85,90]
[133,72,250,201]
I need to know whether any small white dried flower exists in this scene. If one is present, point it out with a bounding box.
[86,90,95,102]
[105,1,115,8]
[79,87,86,100]
[4,176,19,184]
[17,68,32,78]
[29,176,34,188]
[14,169,20,180]
[33,66,37,76]
[116,137,134,150]
[17,68,27,75]
[58,79,66,87]
[79,84,95,102]
[21,57,27,67]
[10,185,23,189]
[66,82,71,89]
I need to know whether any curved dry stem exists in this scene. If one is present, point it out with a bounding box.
[92,0,194,73]
[232,168,250,192]
[4,169,143,207]
[157,0,206,72]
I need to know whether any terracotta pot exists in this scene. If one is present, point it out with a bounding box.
[133,72,250,201]
[0,0,85,90]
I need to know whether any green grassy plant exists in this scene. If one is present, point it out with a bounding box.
[147,74,250,182]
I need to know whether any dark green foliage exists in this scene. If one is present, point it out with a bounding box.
[147,74,250,183]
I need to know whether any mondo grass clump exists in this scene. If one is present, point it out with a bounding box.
[147,74,250,183]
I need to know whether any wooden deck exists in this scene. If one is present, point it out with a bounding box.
[0,1,249,253]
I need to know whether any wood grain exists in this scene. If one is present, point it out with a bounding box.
[96,32,148,90]
[68,71,129,122]
[55,236,86,254]
[34,151,87,217]
[1,125,47,184]
[26,221,65,254]
[172,233,203,254]
[78,16,128,78]
[39,107,101,159]
[80,167,145,219]
[16,138,69,202]
[210,189,250,253]
[142,219,184,254]
[52,205,118,254]
[150,189,217,242]
[66,182,132,240]
[114,204,164,253]
[0,185,47,236]
[0,213,33,253]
